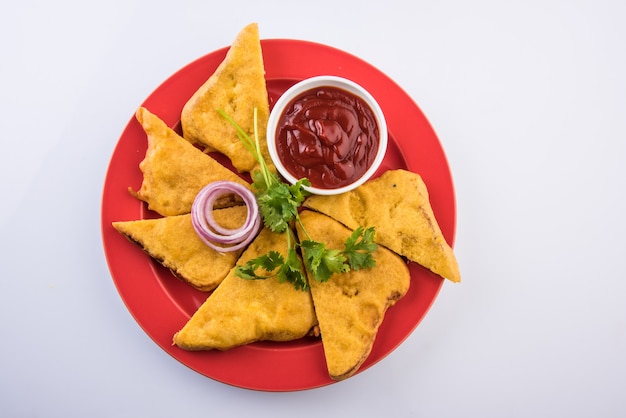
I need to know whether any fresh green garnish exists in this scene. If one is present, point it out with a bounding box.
[218,108,377,291]
[300,239,348,283]
[342,225,378,270]
[236,228,309,291]
[300,225,378,282]
[253,171,311,234]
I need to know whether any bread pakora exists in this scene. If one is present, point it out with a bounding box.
[112,206,248,291]
[296,210,410,381]
[180,22,273,174]
[173,227,317,350]
[303,169,460,283]
[131,107,251,216]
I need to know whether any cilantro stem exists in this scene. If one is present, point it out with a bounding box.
[252,108,272,189]
[217,107,276,191]
[217,109,258,162]
[296,217,313,241]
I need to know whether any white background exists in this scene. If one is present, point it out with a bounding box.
[1,1,625,416]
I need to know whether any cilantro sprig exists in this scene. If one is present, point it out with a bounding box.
[300,226,377,283]
[218,108,377,291]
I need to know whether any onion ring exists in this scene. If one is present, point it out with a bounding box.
[191,181,261,253]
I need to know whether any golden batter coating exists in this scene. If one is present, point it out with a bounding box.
[296,210,410,381]
[303,169,460,283]
[131,107,251,216]
[173,227,317,351]
[180,22,273,174]
[112,206,248,292]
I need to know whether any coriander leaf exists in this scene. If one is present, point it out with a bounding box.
[256,182,298,233]
[344,226,378,270]
[301,240,348,283]
[288,178,312,205]
[279,248,309,291]
[251,170,270,194]
[235,251,284,280]
[235,266,259,281]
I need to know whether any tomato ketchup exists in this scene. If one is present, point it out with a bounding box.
[275,86,380,189]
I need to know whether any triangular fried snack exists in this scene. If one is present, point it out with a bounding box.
[173,227,317,350]
[130,107,251,216]
[296,210,410,381]
[303,169,460,283]
[112,206,248,292]
[180,22,273,174]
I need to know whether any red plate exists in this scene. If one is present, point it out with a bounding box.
[101,39,456,391]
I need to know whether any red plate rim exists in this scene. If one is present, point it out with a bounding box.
[101,38,456,391]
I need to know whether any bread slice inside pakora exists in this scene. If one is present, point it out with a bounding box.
[303,169,460,283]
[130,107,251,216]
[112,206,248,292]
[296,210,410,381]
[173,227,317,351]
[180,22,273,174]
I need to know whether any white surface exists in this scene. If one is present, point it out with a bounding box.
[1,1,625,416]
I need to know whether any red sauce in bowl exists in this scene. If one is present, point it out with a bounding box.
[275,86,380,189]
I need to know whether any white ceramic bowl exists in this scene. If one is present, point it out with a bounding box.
[266,75,387,195]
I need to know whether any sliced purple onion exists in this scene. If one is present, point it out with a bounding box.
[191,181,261,253]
